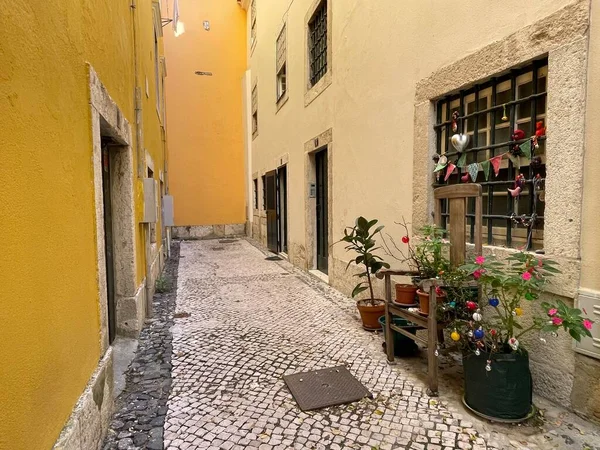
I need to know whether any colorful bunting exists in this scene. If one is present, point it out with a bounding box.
[434,162,447,172]
[444,163,456,182]
[490,155,502,177]
[481,160,491,181]
[456,152,467,168]
[507,153,520,169]
[519,139,532,159]
[467,163,479,182]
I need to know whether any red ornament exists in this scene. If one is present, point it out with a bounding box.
[461,173,470,183]
[490,329,497,336]
[512,129,525,141]
[401,236,409,244]
[535,121,546,138]
[466,301,478,311]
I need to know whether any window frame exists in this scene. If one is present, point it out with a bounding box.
[304,0,331,106]
[251,83,258,139]
[307,0,327,87]
[434,58,548,251]
[253,178,258,210]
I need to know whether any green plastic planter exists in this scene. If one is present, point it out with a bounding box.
[379,316,419,356]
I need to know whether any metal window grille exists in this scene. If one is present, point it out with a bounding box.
[252,84,258,137]
[251,0,257,44]
[308,0,327,87]
[276,25,287,101]
[261,175,266,210]
[253,179,258,209]
[434,58,548,251]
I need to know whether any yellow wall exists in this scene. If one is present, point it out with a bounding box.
[0,1,166,448]
[164,0,247,226]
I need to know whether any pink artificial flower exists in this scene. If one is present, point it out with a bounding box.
[522,272,532,281]
[552,317,563,326]
[548,308,558,316]
[473,269,483,280]
[583,319,593,331]
[475,256,485,265]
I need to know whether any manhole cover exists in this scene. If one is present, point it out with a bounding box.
[283,365,372,411]
[211,247,225,251]
[265,256,282,261]
[219,239,238,244]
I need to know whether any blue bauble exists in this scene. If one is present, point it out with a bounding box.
[449,301,456,308]
[488,297,500,307]
[474,328,485,340]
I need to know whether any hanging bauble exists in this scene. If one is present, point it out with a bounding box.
[514,307,523,316]
[508,337,519,350]
[475,348,481,356]
[485,360,492,372]
[472,311,483,322]
[501,104,508,121]
[488,297,500,307]
[449,301,456,309]
[451,133,469,153]
[434,349,439,357]
[490,329,497,337]
[466,301,478,311]
[473,328,485,340]
[451,330,460,341]
[468,330,474,338]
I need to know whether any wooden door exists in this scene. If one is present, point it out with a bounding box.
[265,171,278,253]
[101,142,116,343]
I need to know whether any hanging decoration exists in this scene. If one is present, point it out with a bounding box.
[467,163,479,182]
[488,297,500,307]
[451,330,461,341]
[451,133,469,153]
[451,111,460,133]
[456,152,467,168]
[519,139,532,159]
[480,160,491,181]
[444,163,456,182]
[510,129,526,155]
[490,155,502,177]
[461,173,470,183]
[508,173,525,198]
[535,121,546,138]
[501,104,509,121]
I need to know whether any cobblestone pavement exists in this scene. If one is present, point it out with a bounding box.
[164,239,493,450]
[103,243,180,450]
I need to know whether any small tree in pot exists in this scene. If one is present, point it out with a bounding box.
[341,217,390,330]
[449,252,593,421]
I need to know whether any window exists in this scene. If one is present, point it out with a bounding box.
[277,64,287,101]
[434,59,548,250]
[308,0,327,87]
[148,167,157,244]
[261,175,266,210]
[251,0,257,48]
[253,179,258,209]
[276,26,287,102]
[252,84,258,139]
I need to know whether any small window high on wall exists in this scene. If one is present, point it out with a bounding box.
[434,58,547,251]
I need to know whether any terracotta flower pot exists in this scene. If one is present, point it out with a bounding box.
[394,284,418,305]
[417,289,446,316]
[356,299,385,330]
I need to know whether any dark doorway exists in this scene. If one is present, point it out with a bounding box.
[278,165,288,253]
[101,140,116,343]
[315,149,328,273]
[265,171,278,253]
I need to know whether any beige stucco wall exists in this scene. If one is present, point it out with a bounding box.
[244,0,599,418]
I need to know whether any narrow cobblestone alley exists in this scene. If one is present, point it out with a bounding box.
[163,239,492,450]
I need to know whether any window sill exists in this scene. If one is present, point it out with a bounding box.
[305,70,331,107]
[276,91,289,113]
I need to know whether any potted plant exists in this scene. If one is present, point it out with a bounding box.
[340,217,390,330]
[449,253,593,421]
[384,221,451,314]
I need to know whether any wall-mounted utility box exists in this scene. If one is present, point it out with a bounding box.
[162,195,174,226]
[142,178,158,223]
[575,289,600,360]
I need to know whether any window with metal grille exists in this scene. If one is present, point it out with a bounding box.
[252,84,258,138]
[308,0,327,87]
[276,25,287,101]
[261,175,266,210]
[251,0,257,47]
[253,179,258,209]
[434,58,547,251]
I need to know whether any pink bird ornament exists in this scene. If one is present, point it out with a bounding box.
[461,173,470,183]
[508,186,522,197]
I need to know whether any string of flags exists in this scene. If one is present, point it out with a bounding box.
[433,120,546,185]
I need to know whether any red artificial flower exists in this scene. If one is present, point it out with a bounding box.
[402,236,409,244]
[583,319,593,331]
[552,317,563,326]
[522,272,532,281]
[473,269,483,280]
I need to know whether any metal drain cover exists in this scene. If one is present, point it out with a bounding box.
[265,255,282,261]
[283,365,372,411]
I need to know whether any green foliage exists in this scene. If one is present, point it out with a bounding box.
[155,274,172,294]
[340,217,390,306]
[448,252,593,355]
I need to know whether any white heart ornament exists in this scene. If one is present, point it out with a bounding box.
[451,133,469,153]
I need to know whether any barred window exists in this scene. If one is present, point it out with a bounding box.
[253,179,258,209]
[308,0,327,87]
[251,0,257,47]
[434,59,548,251]
[276,26,287,101]
[252,84,258,139]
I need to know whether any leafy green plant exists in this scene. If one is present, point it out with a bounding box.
[155,274,172,294]
[340,217,390,306]
[449,252,593,355]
